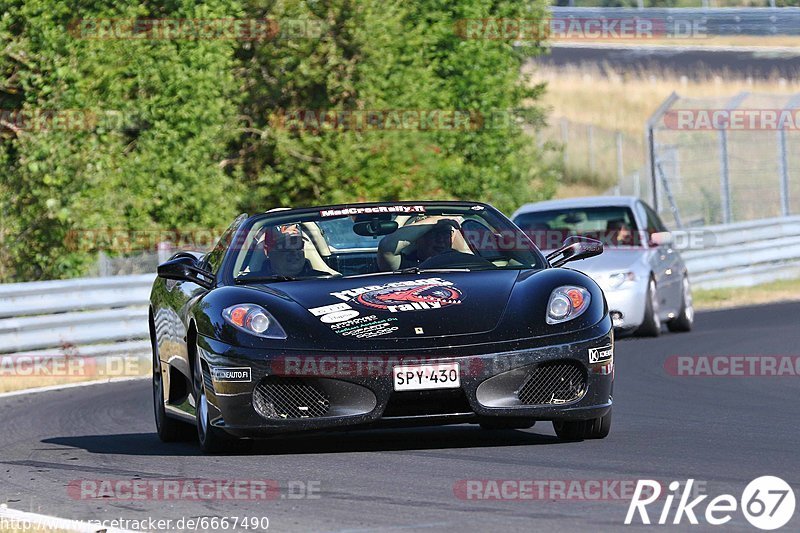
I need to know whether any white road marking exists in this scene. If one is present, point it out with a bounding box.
[0,376,148,400]
[0,504,138,533]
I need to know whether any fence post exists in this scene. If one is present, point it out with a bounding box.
[778,93,800,217]
[98,251,110,277]
[616,131,624,182]
[646,92,680,211]
[717,129,732,224]
[778,126,790,217]
[718,92,749,224]
[588,124,595,175]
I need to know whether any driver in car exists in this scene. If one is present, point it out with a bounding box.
[263,224,329,278]
[415,219,460,262]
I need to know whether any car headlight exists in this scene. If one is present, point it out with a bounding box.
[607,271,636,289]
[222,304,287,339]
[546,286,591,324]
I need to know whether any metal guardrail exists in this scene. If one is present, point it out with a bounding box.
[0,274,153,355]
[683,216,800,289]
[549,7,800,36]
[1,219,799,356]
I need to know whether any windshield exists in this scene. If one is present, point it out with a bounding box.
[514,206,643,250]
[229,204,546,281]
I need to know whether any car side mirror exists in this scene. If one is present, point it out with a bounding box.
[546,236,603,268]
[650,231,673,246]
[157,255,214,289]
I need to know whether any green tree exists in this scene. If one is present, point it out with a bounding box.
[233,0,557,215]
[0,1,243,280]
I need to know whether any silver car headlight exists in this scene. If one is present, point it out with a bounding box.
[222,304,287,339]
[546,286,591,324]
[607,271,636,289]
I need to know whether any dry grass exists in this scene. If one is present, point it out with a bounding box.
[553,181,608,198]
[693,278,800,310]
[531,66,800,136]
[553,35,800,48]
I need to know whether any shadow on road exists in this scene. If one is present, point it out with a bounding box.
[43,425,561,456]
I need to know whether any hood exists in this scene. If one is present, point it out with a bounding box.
[199,267,607,352]
[264,271,519,340]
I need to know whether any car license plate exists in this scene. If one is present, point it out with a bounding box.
[393,363,461,392]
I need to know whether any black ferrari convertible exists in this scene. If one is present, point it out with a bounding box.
[150,201,614,453]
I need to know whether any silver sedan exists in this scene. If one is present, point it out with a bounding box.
[512,196,693,336]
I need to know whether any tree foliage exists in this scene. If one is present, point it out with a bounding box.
[1,0,556,281]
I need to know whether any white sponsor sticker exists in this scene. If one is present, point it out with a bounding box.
[211,367,252,382]
[589,345,613,364]
[309,302,352,316]
[320,310,361,323]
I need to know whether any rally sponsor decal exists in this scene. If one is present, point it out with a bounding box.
[331,278,463,313]
[319,205,425,217]
[211,367,252,383]
[330,315,399,338]
[308,302,360,324]
[588,345,613,364]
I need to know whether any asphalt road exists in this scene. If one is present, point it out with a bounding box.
[535,46,800,79]
[2,302,799,532]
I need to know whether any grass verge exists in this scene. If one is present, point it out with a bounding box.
[0,355,150,394]
[693,278,800,311]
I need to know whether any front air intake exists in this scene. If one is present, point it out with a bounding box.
[253,377,330,419]
[517,362,586,405]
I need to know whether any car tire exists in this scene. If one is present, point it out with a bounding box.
[636,277,661,337]
[667,275,694,333]
[552,419,586,440]
[152,340,194,442]
[193,352,239,454]
[553,410,611,440]
[584,410,612,439]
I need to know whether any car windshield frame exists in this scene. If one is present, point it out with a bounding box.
[514,206,644,250]
[217,202,547,286]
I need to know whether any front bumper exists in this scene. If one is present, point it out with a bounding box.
[602,282,648,330]
[196,327,614,438]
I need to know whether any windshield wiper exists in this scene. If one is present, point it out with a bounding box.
[394,267,473,274]
[235,274,343,284]
[235,275,300,283]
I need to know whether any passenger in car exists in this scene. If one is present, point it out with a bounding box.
[606,219,634,247]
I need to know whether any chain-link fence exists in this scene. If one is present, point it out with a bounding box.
[639,91,800,228]
[543,117,646,195]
